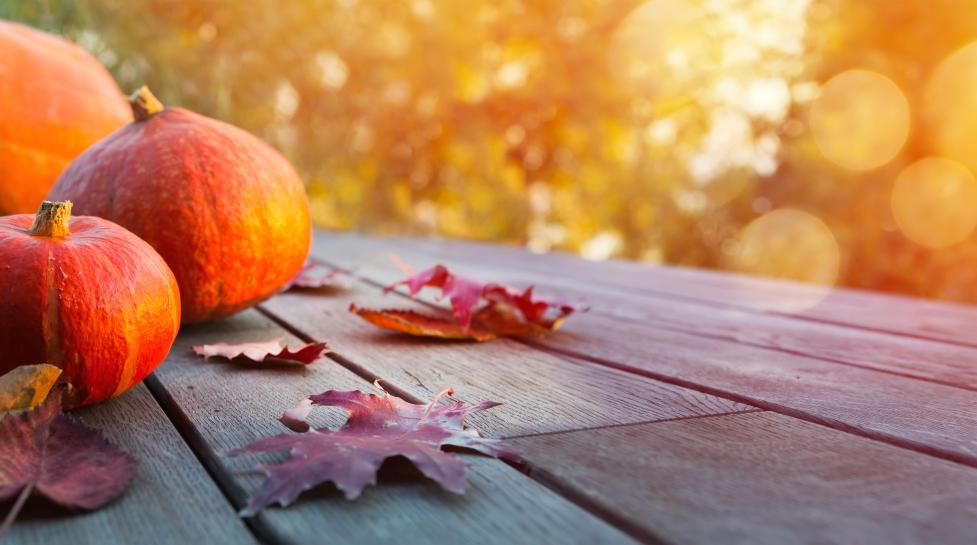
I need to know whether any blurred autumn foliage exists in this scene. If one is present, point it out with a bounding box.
[9,0,977,304]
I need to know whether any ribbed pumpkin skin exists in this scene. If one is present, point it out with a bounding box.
[49,107,312,323]
[0,21,131,215]
[0,215,180,406]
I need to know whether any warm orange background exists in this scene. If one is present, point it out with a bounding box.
[8,1,977,304]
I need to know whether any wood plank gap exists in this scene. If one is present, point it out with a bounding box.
[255,306,424,404]
[505,408,765,440]
[508,458,669,545]
[254,305,671,545]
[143,374,289,545]
[521,340,977,471]
[608,316,977,394]
[648,287,977,351]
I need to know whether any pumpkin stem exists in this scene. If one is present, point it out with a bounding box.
[29,201,72,238]
[129,86,165,121]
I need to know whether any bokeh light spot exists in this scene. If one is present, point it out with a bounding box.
[923,42,977,174]
[810,69,910,171]
[891,157,977,249]
[727,209,839,312]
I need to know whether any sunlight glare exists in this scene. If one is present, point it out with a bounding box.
[891,157,977,249]
[810,69,910,171]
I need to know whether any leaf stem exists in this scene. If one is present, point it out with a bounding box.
[0,483,33,541]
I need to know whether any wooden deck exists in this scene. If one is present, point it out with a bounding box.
[8,230,977,545]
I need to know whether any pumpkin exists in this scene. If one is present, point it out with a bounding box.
[0,201,180,406]
[49,87,312,323]
[0,20,131,215]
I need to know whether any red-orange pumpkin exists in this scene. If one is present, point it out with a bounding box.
[0,20,131,215]
[49,87,311,323]
[0,201,180,406]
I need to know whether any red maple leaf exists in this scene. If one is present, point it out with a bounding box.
[386,264,485,326]
[370,264,583,338]
[193,338,328,365]
[230,386,518,515]
[0,395,136,539]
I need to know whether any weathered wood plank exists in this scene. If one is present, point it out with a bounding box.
[511,411,977,545]
[6,384,256,545]
[260,289,753,439]
[312,234,977,466]
[319,230,977,347]
[151,310,639,545]
[316,231,977,390]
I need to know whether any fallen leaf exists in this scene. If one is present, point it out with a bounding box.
[193,338,328,365]
[286,262,355,291]
[280,398,314,433]
[370,264,583,339]
[231,385,517,515]
[0,395,136,539]
[0,365,62,413]
[386,265,484,326]
[349,304,496,342]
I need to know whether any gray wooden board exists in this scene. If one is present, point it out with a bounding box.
[511,411,977,545]
[311,235,977,465]
[6,384,256,545]
[151,309,639,545]
[315,231,977,390]
[260,289,753,439]
[317,230,977,347]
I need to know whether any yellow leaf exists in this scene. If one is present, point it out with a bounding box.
[0,364,62,412]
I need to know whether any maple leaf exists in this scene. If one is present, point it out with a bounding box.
[286,262,355,291]
[0,396,136,539]
[193,338,328,365]
[386,264,484,326]
[0,364,62,413]
[349,304,496,342]
[372,264,583,338]
[230,386,518,515]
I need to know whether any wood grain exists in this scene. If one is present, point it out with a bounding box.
[260,289,753,439]
[315,231,977,390]
[512,411,977,545]
[152,310,639,545]
[311,233,977,466]
[318,230,977,347]
[5,384,256,545]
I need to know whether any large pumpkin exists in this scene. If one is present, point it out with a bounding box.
[49,87,312,323]
[0,20,131,215]
[0,201,180,406]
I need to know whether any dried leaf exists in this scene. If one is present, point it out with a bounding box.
[0,365,62,413]
[286,262,355,291]
[193,338,328,365]
[280,398,314,433]
[231,386,517,515]
[0,396,136,538]
[386,265,485,326]
[372,264,583,338]
[349,304,496,342]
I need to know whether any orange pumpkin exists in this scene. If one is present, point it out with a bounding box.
[49,88,312,323]
[0,20,131,215]
[0,201,180,406]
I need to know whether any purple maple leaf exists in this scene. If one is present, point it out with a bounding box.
[230,386,518,515]
[0,395,136,538]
